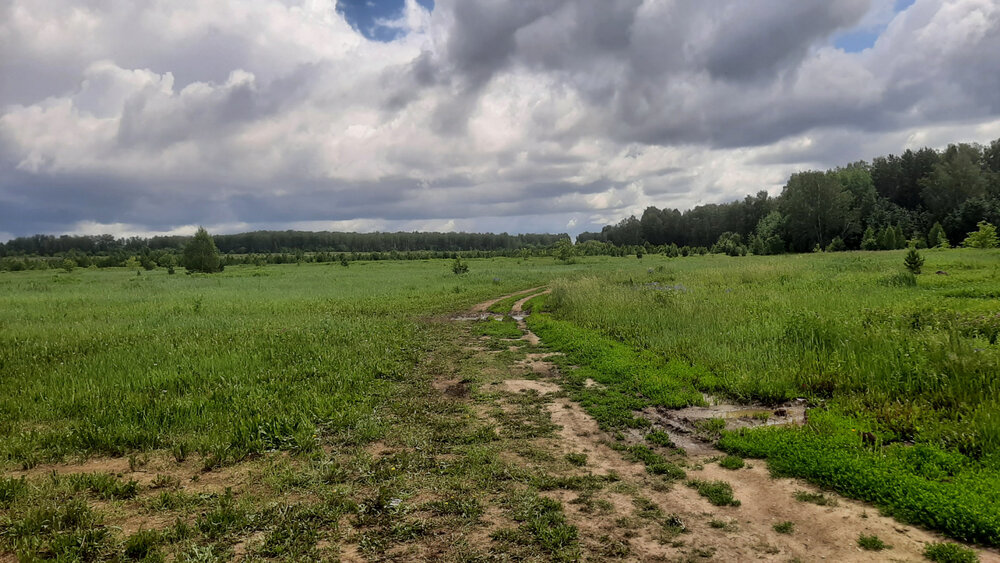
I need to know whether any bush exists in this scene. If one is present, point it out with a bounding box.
[451,258,469,275]
[772,521,794,534]
[857,534,889,551]
[923,542,979,563]
[687,480,740,506]
[718,455,745,470]
[963,222,998,249]
[826,237,846,252]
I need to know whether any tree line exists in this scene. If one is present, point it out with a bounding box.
[0,230,567,258]
[580,138,1000,254]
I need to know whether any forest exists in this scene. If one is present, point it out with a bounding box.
[580,138,1000,254]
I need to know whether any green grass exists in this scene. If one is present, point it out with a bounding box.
[477,317,523,339]
[2,251,997,556]
[524,249,1000,546]
[0,258,612,467]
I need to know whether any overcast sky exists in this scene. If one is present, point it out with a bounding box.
[1,0,999,241]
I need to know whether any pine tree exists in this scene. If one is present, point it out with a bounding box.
[183,227,222,273]
[904,248,925,274]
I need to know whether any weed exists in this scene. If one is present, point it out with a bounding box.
[793,490,838,506]
[687,480,741,507]
[857,534,890,551]
[124,528,162,561]
[565,452,588,466]
[772,521,795,534]
[718,455,745,470]
[425,497,484,519]
[645,430,676,448]
[923,542,979,563]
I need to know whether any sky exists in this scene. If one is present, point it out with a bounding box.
[1,0,999,241]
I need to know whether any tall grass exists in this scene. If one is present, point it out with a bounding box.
[0,258,627,467]
[542,250,1000,457]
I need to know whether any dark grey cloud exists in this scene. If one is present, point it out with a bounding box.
[1,0,999,239]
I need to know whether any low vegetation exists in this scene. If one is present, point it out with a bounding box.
[2,248,998,558]
[923,542,980,563]
[857,534,890,551]
[526,249,1000,546]
[686,480,740,507]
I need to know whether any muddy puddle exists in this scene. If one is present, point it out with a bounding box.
[641,396,808,456]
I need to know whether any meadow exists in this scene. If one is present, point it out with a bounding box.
[525,249,1000,546]
[0,258,613,468]
[1,250,998,560]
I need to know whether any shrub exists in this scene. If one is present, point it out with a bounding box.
[963,222,998,249]
[718,455,745,470]
[857,534,889,551]
[687,480,740,506]
[451,257,469,275]
[826,237,846,252]
[772,521,794,534]
[923,542,979,563]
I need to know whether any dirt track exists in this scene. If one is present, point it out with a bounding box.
[466,288,1000,562]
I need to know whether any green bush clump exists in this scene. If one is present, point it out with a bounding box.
[645,430,676,448]
[614,444,685,480]
[923,542,979,563]
[772,521,794,534]
[857,534,889,551]
[124,528,162,561]
[718,455,745,470]
[686,480,740,507]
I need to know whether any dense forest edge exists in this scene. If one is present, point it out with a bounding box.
[2,136,999,272]
[581,137,1000,255]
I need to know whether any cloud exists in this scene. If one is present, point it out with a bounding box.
[0,0,998,240]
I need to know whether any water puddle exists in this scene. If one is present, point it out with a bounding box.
[641,396,808,457]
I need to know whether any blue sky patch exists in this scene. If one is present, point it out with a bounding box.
[832,0,916,52]
[337,0,434,42]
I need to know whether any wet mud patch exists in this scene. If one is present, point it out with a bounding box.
[641,397,808,458]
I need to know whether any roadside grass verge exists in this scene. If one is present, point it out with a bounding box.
[718,408,1000,545]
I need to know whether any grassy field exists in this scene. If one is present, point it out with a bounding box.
[0,258,614,469]
[1,250,998,560]
[525,249,1000,546]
